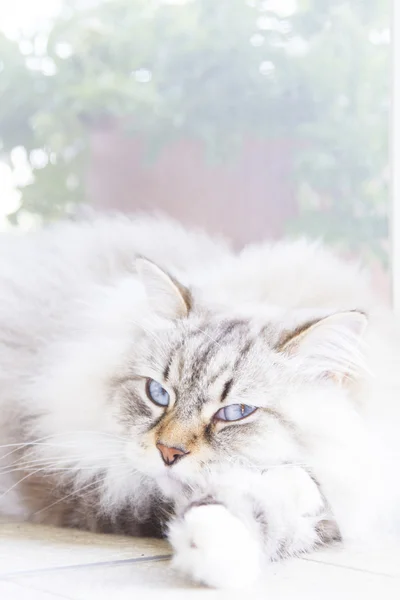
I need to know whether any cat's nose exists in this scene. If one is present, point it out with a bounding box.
[156,442,189,466]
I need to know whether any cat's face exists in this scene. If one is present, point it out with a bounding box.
[113,316,299,484]
[110,260,367,491]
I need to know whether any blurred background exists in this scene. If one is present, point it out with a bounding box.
[0,0,390,297]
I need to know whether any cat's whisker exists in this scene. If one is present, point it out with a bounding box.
[0,456,125,475]
[218,453,313,473]
[120,316,170,360]
[76,298,168,354]
[0,466,121,477]
[188,325,223,349]
[0,431,130,462]
[0,467,46,500]
[32,475,110,518]
[0,434,79,461]
[19,449,125,462]
[0,449,126,476]
[9,451,124,466]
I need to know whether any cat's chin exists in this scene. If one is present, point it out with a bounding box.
[155,469,188,497]
[128,453,188,492]
[152,461,207,500]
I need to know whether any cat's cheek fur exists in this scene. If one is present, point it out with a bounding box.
[168,504,262,590]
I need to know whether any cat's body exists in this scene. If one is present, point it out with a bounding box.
[0,214,399,588]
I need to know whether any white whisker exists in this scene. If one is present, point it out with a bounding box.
[0,430,129,462]
[0,467,45,500]
[32,474,110,517]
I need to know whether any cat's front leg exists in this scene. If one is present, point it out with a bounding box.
[253,466,340,560]
[168,466,339,589]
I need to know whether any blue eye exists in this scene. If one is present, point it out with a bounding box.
[146,379,170,407]
[214,404,257,422]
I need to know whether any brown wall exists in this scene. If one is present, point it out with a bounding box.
[86,124,390,302]
[87,125,297,248]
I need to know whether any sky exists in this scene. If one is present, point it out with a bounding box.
[0,0,298,39]
[0,0,298,230]
[0,0,62,40]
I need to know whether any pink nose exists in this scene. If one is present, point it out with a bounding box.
[156,443,189,466]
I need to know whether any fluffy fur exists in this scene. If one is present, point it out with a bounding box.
[0,214,399,588]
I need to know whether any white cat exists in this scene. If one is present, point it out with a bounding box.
[0,214,398,589]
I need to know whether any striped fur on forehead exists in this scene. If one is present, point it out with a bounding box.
[135,309,345,418]
[163,318,255,390]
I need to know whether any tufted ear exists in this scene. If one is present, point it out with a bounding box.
[135,257,191,320]
[280,311,368,380]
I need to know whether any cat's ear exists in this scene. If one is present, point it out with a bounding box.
[280,311,368,380]
[135,257,191,320]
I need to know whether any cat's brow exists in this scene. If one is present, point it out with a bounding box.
[207,363,231,386]
[163,320,252,396]
[163,340,185,381]
[163,352,174,381]
[233,339,254,371]
[111,375,143,387]
[220,378,233,402]
[190,319,250,382]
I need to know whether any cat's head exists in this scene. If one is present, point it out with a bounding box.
[111,259,368,491]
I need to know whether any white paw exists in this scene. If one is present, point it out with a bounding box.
[168,503,262,589]
[260,466,329,557]
[262,466,324,516]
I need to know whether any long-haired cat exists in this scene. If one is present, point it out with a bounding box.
[0,214,398,589]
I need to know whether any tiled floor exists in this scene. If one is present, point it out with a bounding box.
[1,522,399,599]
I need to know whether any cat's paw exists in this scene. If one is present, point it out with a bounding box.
[168,503,262,589]
[259,466,339,558]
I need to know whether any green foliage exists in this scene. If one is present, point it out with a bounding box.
[0,0,390,261]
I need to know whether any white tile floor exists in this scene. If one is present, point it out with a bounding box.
[1,522,399,599]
